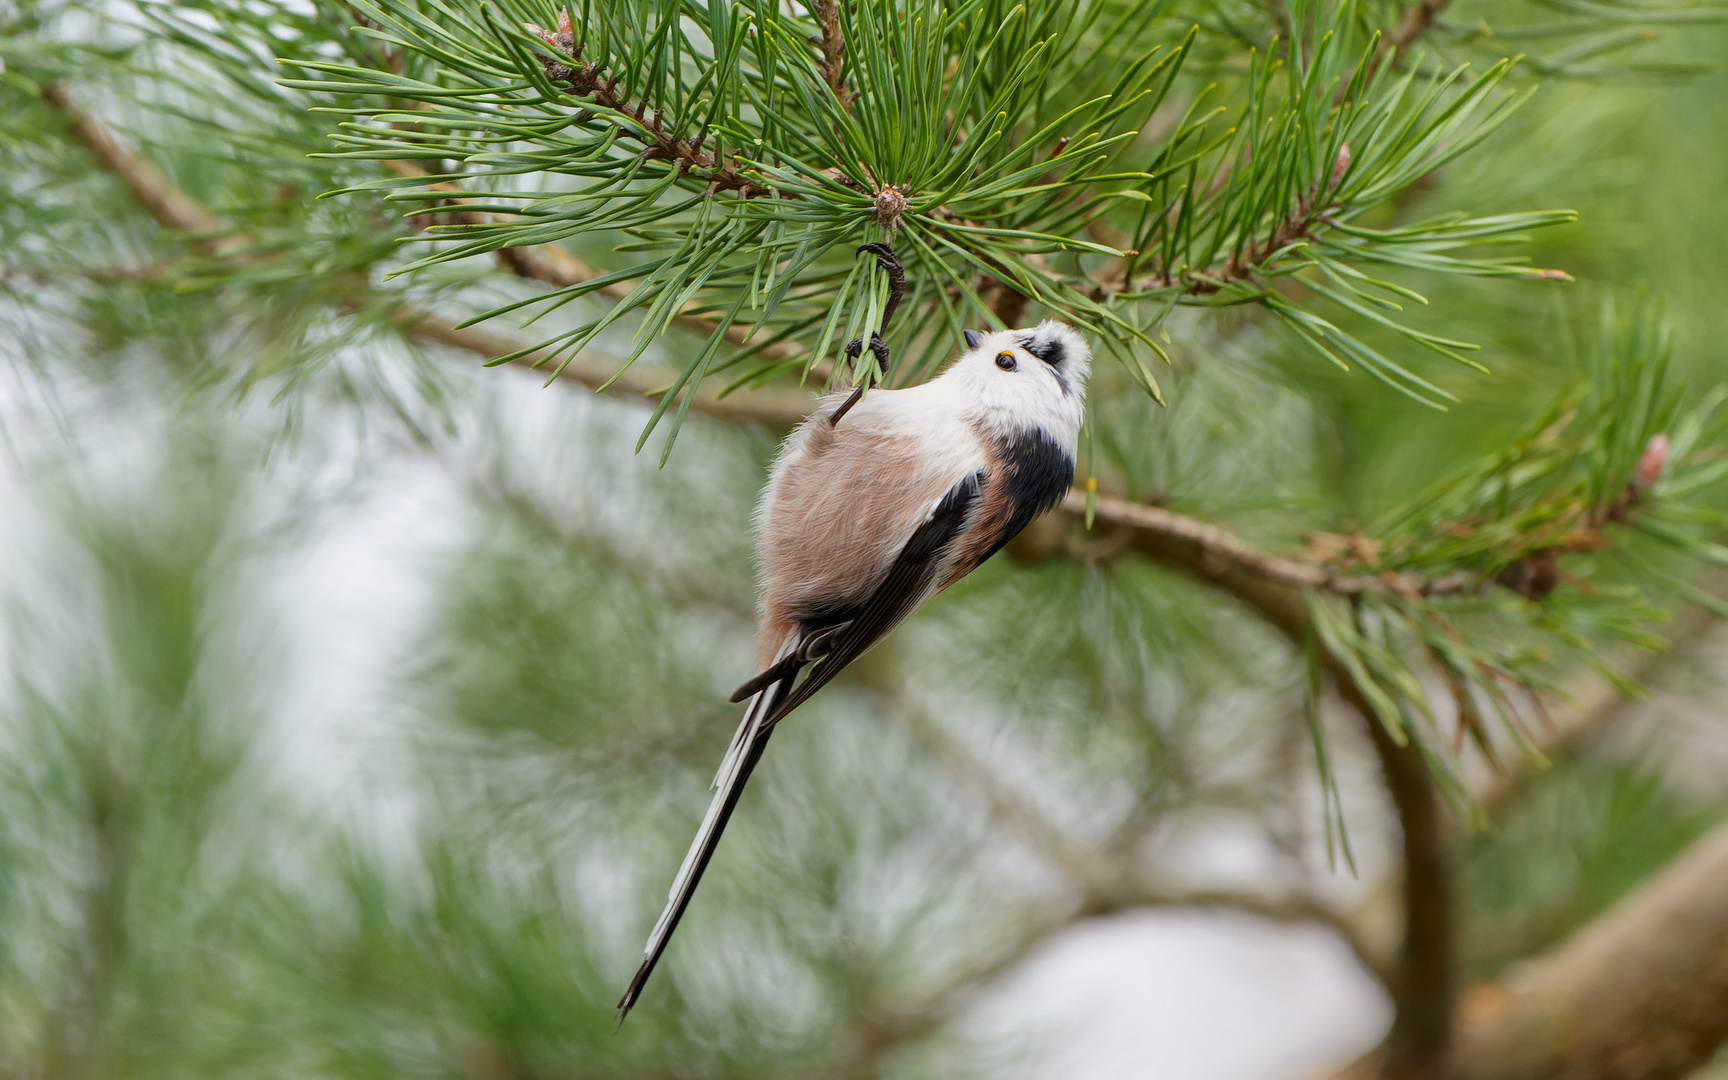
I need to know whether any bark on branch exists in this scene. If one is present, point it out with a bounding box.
[39,84,812,423]
[809,0,853,111]
[1447,816,1728,1080]
[1074,489,1457,1075]
[526,11,765,197]
[1370,0,1454,78]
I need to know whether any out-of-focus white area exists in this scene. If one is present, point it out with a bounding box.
[982,910,1391,1080]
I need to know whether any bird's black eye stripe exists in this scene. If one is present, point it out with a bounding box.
[995,352,1017,371]
[1021,335,1066,366]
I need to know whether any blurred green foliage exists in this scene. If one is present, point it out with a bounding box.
[4,0,1728,1077]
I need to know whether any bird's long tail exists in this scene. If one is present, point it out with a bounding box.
[617,668,793,1021]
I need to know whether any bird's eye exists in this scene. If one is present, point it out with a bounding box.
[995,352,1017,371]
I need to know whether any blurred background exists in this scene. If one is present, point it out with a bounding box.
[5,1,1728,1078]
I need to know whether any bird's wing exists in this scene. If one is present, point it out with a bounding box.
[762,468,983,727]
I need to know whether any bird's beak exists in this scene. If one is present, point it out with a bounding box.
[963,330,983,350]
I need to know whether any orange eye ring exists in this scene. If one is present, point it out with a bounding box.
[995,352,1017,371]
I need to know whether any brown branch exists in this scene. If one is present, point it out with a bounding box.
[809,0,853,111]
[1358,692,1455,1080]
[1061,493,1728,1080]
[1057,491,1728,1079]
[405,313,814,425]
[1071,492,1475,598]
[1446,816,1728,1080]
[38,83,815,426]
[1390,1,1452,51]
[1370,1,1454,79]
[1070,489,1456,1076]
[526,12,762,196]
[39,83,233,248]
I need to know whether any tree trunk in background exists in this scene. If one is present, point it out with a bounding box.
[1446,818,1728,1080]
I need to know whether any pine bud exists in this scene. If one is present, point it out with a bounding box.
[1330,143,1350,190]
[872,185,909,234]
[1634,433,1669,489]
[525,8,575,52]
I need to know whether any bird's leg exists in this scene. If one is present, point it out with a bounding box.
[831,242,906,425]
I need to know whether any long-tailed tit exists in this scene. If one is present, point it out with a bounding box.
[618,262,1091,1019]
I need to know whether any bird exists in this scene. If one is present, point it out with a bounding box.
[617,256,1090,1020]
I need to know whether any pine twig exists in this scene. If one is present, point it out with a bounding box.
[39,83,234,248]
[526,11,764,196]
[809,0,854,111]
[38,83,812,423]
[406,314,814,424]
[19,84,1627,596]
[380,159,804,366]
[1371,0,1454,77]
[1070,492,1476,599]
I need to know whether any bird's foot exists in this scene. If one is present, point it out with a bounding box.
[842,331,892,371]
[857,241,904,281]
[830,243,906,426]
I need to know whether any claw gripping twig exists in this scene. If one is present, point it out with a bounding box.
[829,243,905,425]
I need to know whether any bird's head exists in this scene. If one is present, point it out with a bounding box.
[945,321,1090,443]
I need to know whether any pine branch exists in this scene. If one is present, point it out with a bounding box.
[1375,0,1454,74]
[38,83,232,247]
[31,83,1692,669]
[524,11,765,196]
[1332,816,1728,1080]
[288,1,1584,420]
[809,0,854,111]
[1070,492,1476,598]
[285,0,1193,403]
[1079,487,1457,1074]
[37,82,812,423]
[384,158,806,366]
